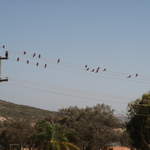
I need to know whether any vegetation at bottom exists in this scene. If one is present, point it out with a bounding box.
[0,103,129,150]
[127,92,150,150]
[2,92,150,150]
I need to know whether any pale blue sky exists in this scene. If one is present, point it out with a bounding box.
[0,0,150,114]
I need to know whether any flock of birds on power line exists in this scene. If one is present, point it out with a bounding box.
[84,64,138,78]
[84,65,106,73]
[0,45,139,79]
[16,50,139,79]
[16,51,61,69]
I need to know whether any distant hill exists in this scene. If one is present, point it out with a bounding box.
[0,100,55,122]
[0,99,126,123]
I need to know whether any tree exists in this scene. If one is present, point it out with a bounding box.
[32,120,53,150]
[0,119,34,150]
[58,104,121,150]
[127,93,150,150]
[33,120,80,150]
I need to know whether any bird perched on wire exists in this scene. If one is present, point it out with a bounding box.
[135,73,138,77]
[44,64,47,68]
[57,58,60,64]
[38,54,41,59]
[2,45,5,49]
[33,53,36,58]
[103,68,107,71]
[95,67,100,73]
[91,69,95,72]
[85,65,88,68]
[24,51,27,55]
[36,62,39,66]
[17,57,20,62]
[127,74,132,78]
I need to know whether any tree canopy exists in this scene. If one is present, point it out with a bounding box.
[127,92,150,150]
[0,104,124,150]
[58,104,121,150]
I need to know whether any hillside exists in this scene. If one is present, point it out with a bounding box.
[0,100,55,121]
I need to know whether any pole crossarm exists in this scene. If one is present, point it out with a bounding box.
[0,77,8,82]
[0,57,8,60]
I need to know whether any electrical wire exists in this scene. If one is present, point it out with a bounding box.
[10,77,136,100]
[6,78,131,105]
[7,56,150,87]
[8,49,150,80]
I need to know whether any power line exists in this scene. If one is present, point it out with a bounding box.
[0,48,142,112]
[7,56,150,87]
[11,77,135,99]
[5,77,133,105]
[9,49,149,80]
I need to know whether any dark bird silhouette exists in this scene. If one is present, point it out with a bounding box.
[17,57,19,61]
[2,45,5,49]
[33,53,36,58]
[86,68,89,71]
[27,60,29,64]
[36,62,39,66]
[135,73,138,77]
[24,51,27,55]
[103,68,106,71]
[57,58,60,64]
[85,65,88,68]
[95,67,100,73]
[91,69,95,72]
[38,54,41,59]
[44,64,47,68]
[127,75,132,78]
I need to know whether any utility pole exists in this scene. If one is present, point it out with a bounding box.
[0,45,8,82]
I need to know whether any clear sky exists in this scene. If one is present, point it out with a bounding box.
[0,0,150,114]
